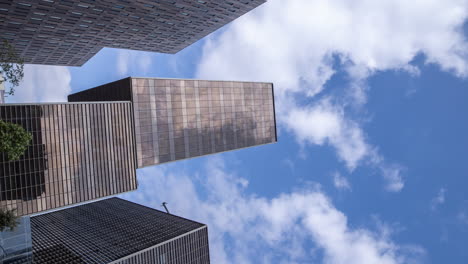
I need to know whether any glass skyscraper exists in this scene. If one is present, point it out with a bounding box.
[68,77,277,168]
[0,0,266,66]
[30,198,210,264]
[1,77,277,217]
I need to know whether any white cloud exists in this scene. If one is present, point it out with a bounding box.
[122,157,424,264]
[284,100,369,170]
[380,164,405,192]
[116,49,153,77]
[197,0,468,94]
[431,188,447,211]
[333,172,351,191]
[196,0,468,190]
[283,99,405,191]
[6,65,71,103]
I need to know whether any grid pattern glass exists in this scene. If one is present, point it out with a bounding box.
[0,103,137,216]
[30,198,209,264]
[0,0,265,66]
[132,78,277,168]
[115,228,209,264]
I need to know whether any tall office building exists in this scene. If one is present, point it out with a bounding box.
[0,0,266,66]
[69,78,277,168]
[0,102,137,216]
[31,197,210,264]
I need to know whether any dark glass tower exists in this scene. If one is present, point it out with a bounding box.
[69,77,277,168]
[0,103,137,216]
[30,197,210,264]
[0,0,266,66]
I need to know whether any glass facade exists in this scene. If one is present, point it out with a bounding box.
[0,216,32,264]
[68,78,277,168]
[132,78,276,168]
[0,103,137,216]
[30,198,210,264]
[114,228,209,264]
[0,0,266,66]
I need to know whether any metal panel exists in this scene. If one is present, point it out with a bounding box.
[0,103,137,216]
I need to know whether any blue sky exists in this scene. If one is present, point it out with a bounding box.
[8,0,468,263]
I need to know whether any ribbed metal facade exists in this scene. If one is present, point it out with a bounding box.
[0,103,137,216]
[68,77,277,168]
[30,198,210,264]
[0,0,266,66]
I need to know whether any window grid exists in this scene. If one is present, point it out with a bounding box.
[0,103,137,216]
[31,198,209,264]
[132,79,276,168]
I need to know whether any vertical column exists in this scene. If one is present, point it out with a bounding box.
[41,105,50,212]
[47,104,56,210]
[240,82,246,148]
[219,82,226,151]
[250,83,257,146]
[166,81,176,161]
[181,80,190,158]
[230,83,238,149]
[194,81,203,156]
[58,104,66,208]
[269,85,276,142]
[149,79,160,165]
[103,103,112,197]
[208,83,215,153]
[85,103,95,200]
[132,79,142,167]
[68,104,76,206]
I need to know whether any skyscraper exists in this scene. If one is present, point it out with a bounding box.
[0,0,266,66]
[0,102,137,216]
[31,197,210,264]
[1,77,276,216]
[69,77,277,168]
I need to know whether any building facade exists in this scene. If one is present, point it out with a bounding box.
[0,102,137,216]
[69,78,277,168]
[0,75,5,104]
[0,216,33,264]
[0,0,266,66]
[31,197,210,264]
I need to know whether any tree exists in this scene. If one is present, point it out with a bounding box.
[0,120,32,161]
[0,208,19,232]
[0,39,24,95]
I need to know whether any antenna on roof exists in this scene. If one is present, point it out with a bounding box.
[162,202,170,214]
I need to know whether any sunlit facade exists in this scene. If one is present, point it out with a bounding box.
[69,78,277,168]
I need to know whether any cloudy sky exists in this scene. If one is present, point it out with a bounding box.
[8,0,468,263]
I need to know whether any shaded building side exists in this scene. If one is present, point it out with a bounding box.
[0,0,265,66]
[69,77,277,168]
[31,197,209,264]
[0,217,33,264]
[0,103,137,216]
